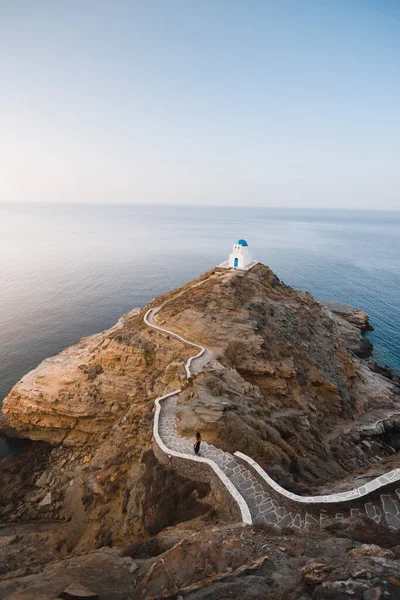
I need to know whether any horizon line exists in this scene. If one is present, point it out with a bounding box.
[0,201,399,212]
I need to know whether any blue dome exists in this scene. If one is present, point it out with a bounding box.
[237,239,248,247]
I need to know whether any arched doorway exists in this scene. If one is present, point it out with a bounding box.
[234,258,239,267]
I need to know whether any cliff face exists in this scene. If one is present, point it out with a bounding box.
[3,309,192,445]
[1,263,400,599]
[1,305,206,552]
[323,301,374,358]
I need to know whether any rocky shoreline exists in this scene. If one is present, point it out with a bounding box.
[322,301,374,332]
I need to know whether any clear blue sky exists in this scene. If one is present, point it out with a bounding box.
[1,1,399,208]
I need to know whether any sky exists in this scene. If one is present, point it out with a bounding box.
[0,1,399,209]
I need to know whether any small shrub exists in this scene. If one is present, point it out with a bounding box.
[225,340,249,367]
[206,376,226,396]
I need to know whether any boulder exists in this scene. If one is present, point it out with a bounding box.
[59,583,99,599]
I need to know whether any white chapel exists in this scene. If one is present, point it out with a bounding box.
[229,239,252,268]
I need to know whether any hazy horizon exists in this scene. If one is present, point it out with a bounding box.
[1,201,399,212]
[0,199,400,213]
[1,1,399,209]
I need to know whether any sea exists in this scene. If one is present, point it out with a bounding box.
[1,203,399,457]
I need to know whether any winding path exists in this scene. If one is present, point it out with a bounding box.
[145,282,400,530]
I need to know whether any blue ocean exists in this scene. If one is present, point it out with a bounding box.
[1,204,399,455]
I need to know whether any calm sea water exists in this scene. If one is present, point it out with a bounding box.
[1,203,399,455]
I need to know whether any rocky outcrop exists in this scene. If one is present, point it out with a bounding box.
[323,301,373,332]
[1,263,400,598]
[2,266,399,504]
[322,301,373,358]
[2,309,193,445]
[2,518,400,599]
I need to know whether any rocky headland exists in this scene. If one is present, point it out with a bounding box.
[1,263,400,599]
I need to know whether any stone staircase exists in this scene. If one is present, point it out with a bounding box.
[158,396,273,525]
[158,396,400,530]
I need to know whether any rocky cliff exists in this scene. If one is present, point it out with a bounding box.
[322,301,374,358]
[1,263,400,599]
[3,308,192,445]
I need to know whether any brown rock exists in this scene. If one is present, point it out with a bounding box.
[300,562,337,584]
[348,544,394,559]
[59,583,99,599]
[388,575,400,587]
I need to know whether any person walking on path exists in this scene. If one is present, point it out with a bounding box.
[194,431,201,455]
